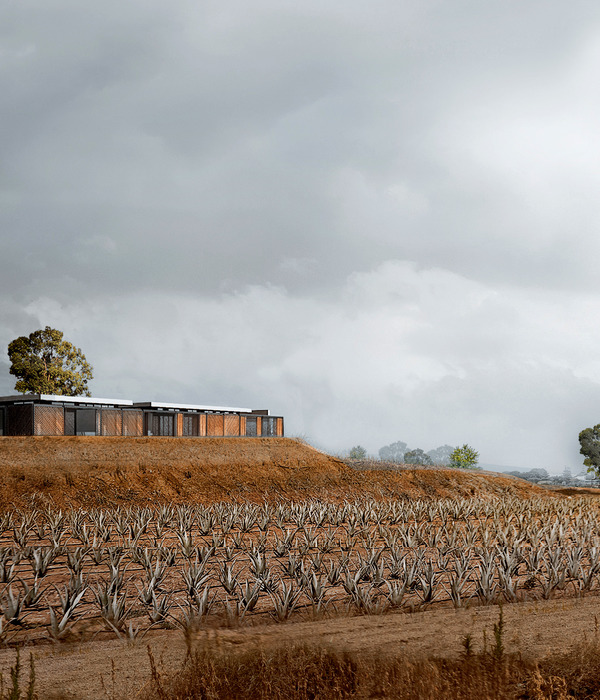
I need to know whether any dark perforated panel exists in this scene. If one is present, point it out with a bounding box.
[182,414,199,436]
[7,405,34,435]
[64,409,75,436]
[261,417,276,437]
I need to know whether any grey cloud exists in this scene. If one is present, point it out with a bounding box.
[4,1,600,304]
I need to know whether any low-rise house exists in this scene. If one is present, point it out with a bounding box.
[0,394,283,438]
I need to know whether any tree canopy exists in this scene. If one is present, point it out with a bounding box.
[8,326,93,396]
[579,424,600,477]
[426,444,454,466]
[404,448,433,466]
[449,444,480,469]
[378,441,407,463]
[348,445,367,460]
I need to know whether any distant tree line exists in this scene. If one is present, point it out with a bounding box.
[504,468,549,483]
[346,441,479,469]
[378,441,453,466]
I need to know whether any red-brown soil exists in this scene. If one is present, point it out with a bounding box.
[0,436,542,508]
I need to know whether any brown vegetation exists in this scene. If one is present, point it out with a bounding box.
[140,633,600,700]
[0,437,542,509]
[5,599,600,698]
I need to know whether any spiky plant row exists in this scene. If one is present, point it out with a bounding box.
[0,496,599,642]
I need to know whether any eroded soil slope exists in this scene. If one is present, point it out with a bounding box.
[0,436,542,508]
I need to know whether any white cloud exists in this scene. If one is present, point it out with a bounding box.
[11,260,600,471]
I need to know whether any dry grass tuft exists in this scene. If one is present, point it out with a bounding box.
[137,634,600,700]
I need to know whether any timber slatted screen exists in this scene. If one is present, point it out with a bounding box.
[34,405,64,436]
[206,414,224,436]
[199,414,207,436]
[101,409,122,436]
[7,405,33,435]
[276,418,283,436]
[176,414,183,437]
[122,410,143,436]
[256,416,262,436]
[240,416,246,436]
[224,414,240,436]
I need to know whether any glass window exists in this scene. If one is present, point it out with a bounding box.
[75,408,96,435]
[146,412,175,436]
[261,417,276,437]
[182,414,198,436]
[145,413,154,436]
[64,409,75,436]
[76,409,97,436]
[246,416,257,437]
[160,414,175,436]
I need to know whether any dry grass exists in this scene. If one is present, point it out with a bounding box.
[139,629,600,700]
[0,437,542,510]
[8,631,600,700]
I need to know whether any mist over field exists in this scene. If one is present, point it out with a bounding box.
[2,1,600,472]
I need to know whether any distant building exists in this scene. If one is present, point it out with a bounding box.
[0,394,283,438]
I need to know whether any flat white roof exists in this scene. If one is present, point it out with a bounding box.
[40,394,134,406]
[0,394,264,413]
[133,401,254,413]
[0,393,133,406]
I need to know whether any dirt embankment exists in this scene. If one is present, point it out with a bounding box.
[0,436,543,509]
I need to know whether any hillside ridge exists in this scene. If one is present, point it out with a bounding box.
[0,436,543,508]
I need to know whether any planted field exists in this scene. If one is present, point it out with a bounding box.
[1,495,599,646]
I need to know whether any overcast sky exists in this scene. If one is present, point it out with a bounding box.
[3,1,600,471]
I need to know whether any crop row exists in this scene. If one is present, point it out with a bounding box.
[0,496,598,643]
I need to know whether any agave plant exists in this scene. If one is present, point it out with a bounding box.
[1,586,26,625]
[146,591,174,625]
[181,559,210,598]
[21,577,44,608]
[269,581,302,622]
[94,587,130,632]
[218,563,239,596]
[238,580,261,614]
